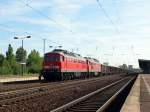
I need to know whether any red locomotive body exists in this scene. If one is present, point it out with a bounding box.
[85,57,102,77]
[41,49,88,80]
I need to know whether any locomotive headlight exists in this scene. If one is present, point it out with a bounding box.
[44,66,50,69]
[53,66,60,69]
[44,65,60,69]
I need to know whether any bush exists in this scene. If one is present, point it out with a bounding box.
[0,59,12,75]
[28,64,42,73]
[12,62,21,75]
[27,50,42,74]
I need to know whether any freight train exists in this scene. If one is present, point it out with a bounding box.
[40,49,129,81]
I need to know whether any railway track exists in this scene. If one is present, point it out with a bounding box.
[0,76,101,93]
[0,76,122,106]
[0,76,112,93]
[51,76,136,112]
[0,81,49,93]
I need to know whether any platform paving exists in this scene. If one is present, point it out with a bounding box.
[121,74,150,112]
[121,75,140,112]
[140,74,150,112]
[0,76,38,83]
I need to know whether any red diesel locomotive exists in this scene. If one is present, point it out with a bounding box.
[40,49,126,81]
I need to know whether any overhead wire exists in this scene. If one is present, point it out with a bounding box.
[18,0,73,33]
[17,0,98,42]
[0,24,17,35]
[96,0,120,34]
[0,23,58,45]
[20,0,121,55]
[96,0,123,66]
[17,0,81,50]
[0,0,63,48]
[0,0,82,56]
[18,0,96,43]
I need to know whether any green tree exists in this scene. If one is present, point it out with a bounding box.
[0,54,5,75]
[6,44,15,65]
[0,54,4,66]
[5,44,20,75]
[12,61,21,75]
[0,59,12,75]
[16,47,27,62]
[27,50,42,73]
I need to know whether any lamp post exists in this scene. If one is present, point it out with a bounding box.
[58,46,62,48]
[14,36,31,76]
[49,45,62,50]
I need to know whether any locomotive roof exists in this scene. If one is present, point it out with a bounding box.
[51,49,85,60]
[46,49,101,62]
[84,57,100,63]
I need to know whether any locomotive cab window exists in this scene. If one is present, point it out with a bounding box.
[44,54,60,62]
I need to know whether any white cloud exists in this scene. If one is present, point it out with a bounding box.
[52,0,82,14]
[16,17,55,26]
[0,1,29,17]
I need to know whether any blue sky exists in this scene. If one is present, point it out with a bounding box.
[0,0,150,68]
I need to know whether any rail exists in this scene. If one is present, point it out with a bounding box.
[50,76,135,112]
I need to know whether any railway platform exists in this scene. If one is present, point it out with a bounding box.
[121,74,150,112]
[0,76,38,83]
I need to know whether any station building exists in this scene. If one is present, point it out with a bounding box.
[138,59,150,74]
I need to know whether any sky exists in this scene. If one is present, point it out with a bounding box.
[0,0,150,68]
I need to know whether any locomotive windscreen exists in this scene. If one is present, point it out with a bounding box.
[44,54,60,62]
